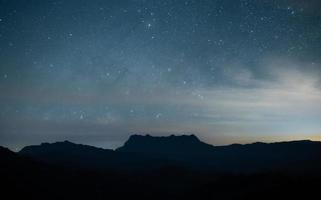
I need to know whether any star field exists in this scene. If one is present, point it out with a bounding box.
[1,0,321,150]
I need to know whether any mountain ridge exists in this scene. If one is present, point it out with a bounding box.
[15,134,321,173]
[116,134,214,154]
[14,134,319,152]
[2,142,321,200]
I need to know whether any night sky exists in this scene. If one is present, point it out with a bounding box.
[1,0,321,150]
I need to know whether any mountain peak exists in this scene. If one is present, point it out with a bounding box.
[40,140,75,146]
[116,134,212,154]
[128,134,200,142]
[19,140,107,158]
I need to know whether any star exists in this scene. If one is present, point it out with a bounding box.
[155,113,162,119]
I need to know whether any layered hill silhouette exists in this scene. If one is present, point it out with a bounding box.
[2,135,321,200]
[18,134,321,173]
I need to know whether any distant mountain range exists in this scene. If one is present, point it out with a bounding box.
[17,134,321,173]
[2,134,321,200]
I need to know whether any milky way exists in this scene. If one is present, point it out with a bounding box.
[1,0,321,150]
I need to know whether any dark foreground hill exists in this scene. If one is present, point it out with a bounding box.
[2,135,321,200]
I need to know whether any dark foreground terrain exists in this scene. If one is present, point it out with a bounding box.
[1,135,321,200]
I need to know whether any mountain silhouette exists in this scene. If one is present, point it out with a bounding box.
[116,134,213,154]
[19,140,175,170]
[18,135,321,173]
[2,135,321,200]
[19,141,118,169]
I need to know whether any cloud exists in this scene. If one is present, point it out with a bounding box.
[1,56,320,149]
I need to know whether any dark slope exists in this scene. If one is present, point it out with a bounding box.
[206,140,321,173]
[20,141,116,169]
[0,146,62,200]
[0,146,45,172]
[0,146,16,161]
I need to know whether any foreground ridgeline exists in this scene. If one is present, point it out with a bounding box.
[2,135,321,200]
